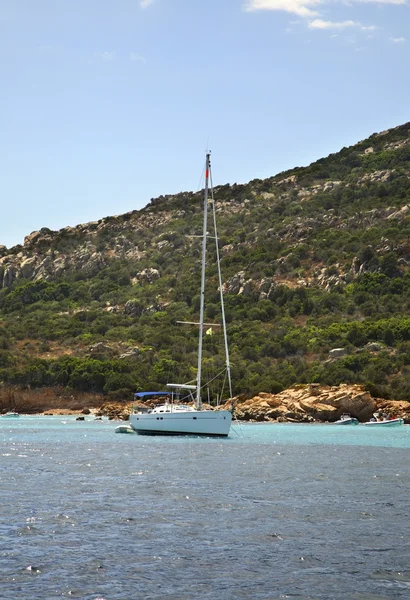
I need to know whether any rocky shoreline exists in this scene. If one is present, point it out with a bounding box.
[230,384,410,424]
[0,387,105,416]
[2,384,410,423]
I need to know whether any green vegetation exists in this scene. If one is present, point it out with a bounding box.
[2,123,410,401]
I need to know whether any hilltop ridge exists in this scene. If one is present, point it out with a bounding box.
[2,121,410,290]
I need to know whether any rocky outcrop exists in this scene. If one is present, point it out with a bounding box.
[357,170,395,185]
[329,348,349,358]
[119,347,140,360]
[387,204,410,221]
[88,343,116,358]
[375,399,410,420]
[0,206,172,288]
[231,384,379,423]
[223,271,255,296]
[135,268,160,284]
[124,299,144,317]
[97,402,133,421]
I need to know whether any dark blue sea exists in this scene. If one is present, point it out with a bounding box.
[1,416,410,600]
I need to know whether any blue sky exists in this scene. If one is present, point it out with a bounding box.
[0,0,409,248]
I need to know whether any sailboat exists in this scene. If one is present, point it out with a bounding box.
[129,153,233,437]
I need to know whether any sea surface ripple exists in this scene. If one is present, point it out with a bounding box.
[1,417,410,599]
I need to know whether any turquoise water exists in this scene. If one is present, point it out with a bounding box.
[3,416,410,447]
[1,416,410,599]
[235,421,410,448]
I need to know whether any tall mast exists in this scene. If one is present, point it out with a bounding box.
[196,152,210,409]
[210,178,233,400]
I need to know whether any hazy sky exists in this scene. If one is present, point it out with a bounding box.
[0,0,409,248]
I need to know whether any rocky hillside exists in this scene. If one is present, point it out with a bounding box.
[1,122,410,403]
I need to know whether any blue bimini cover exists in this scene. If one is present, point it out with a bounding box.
[133,391,169,399]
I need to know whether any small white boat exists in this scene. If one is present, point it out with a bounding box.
[334,414,359,425]
[1,411,20,418]
[363,418,404,427]
[115,425,135,434]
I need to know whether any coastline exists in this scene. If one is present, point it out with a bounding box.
[2,384,410,423]
[0,386,106,416]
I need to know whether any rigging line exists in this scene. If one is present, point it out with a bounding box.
[196,164,206,195]
[171,377,197,388]
[189,162,205,242]
[219,369,228,405]
[231,421,244,437]
[188,163,205,246]
[232,402,245,436]
[200,367,228,389]
[196,153,211,409]
[209,167,233,400]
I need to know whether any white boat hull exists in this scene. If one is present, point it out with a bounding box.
[130,409,232,437]
[1,412,19,418]
[115,425,135,434]
[363,418,404,427]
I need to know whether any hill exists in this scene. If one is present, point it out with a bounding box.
[1,122,410,405]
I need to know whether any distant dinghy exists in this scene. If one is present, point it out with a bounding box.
[115,425,135,434]
[334,414,359,425]
[364,418,404,427]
